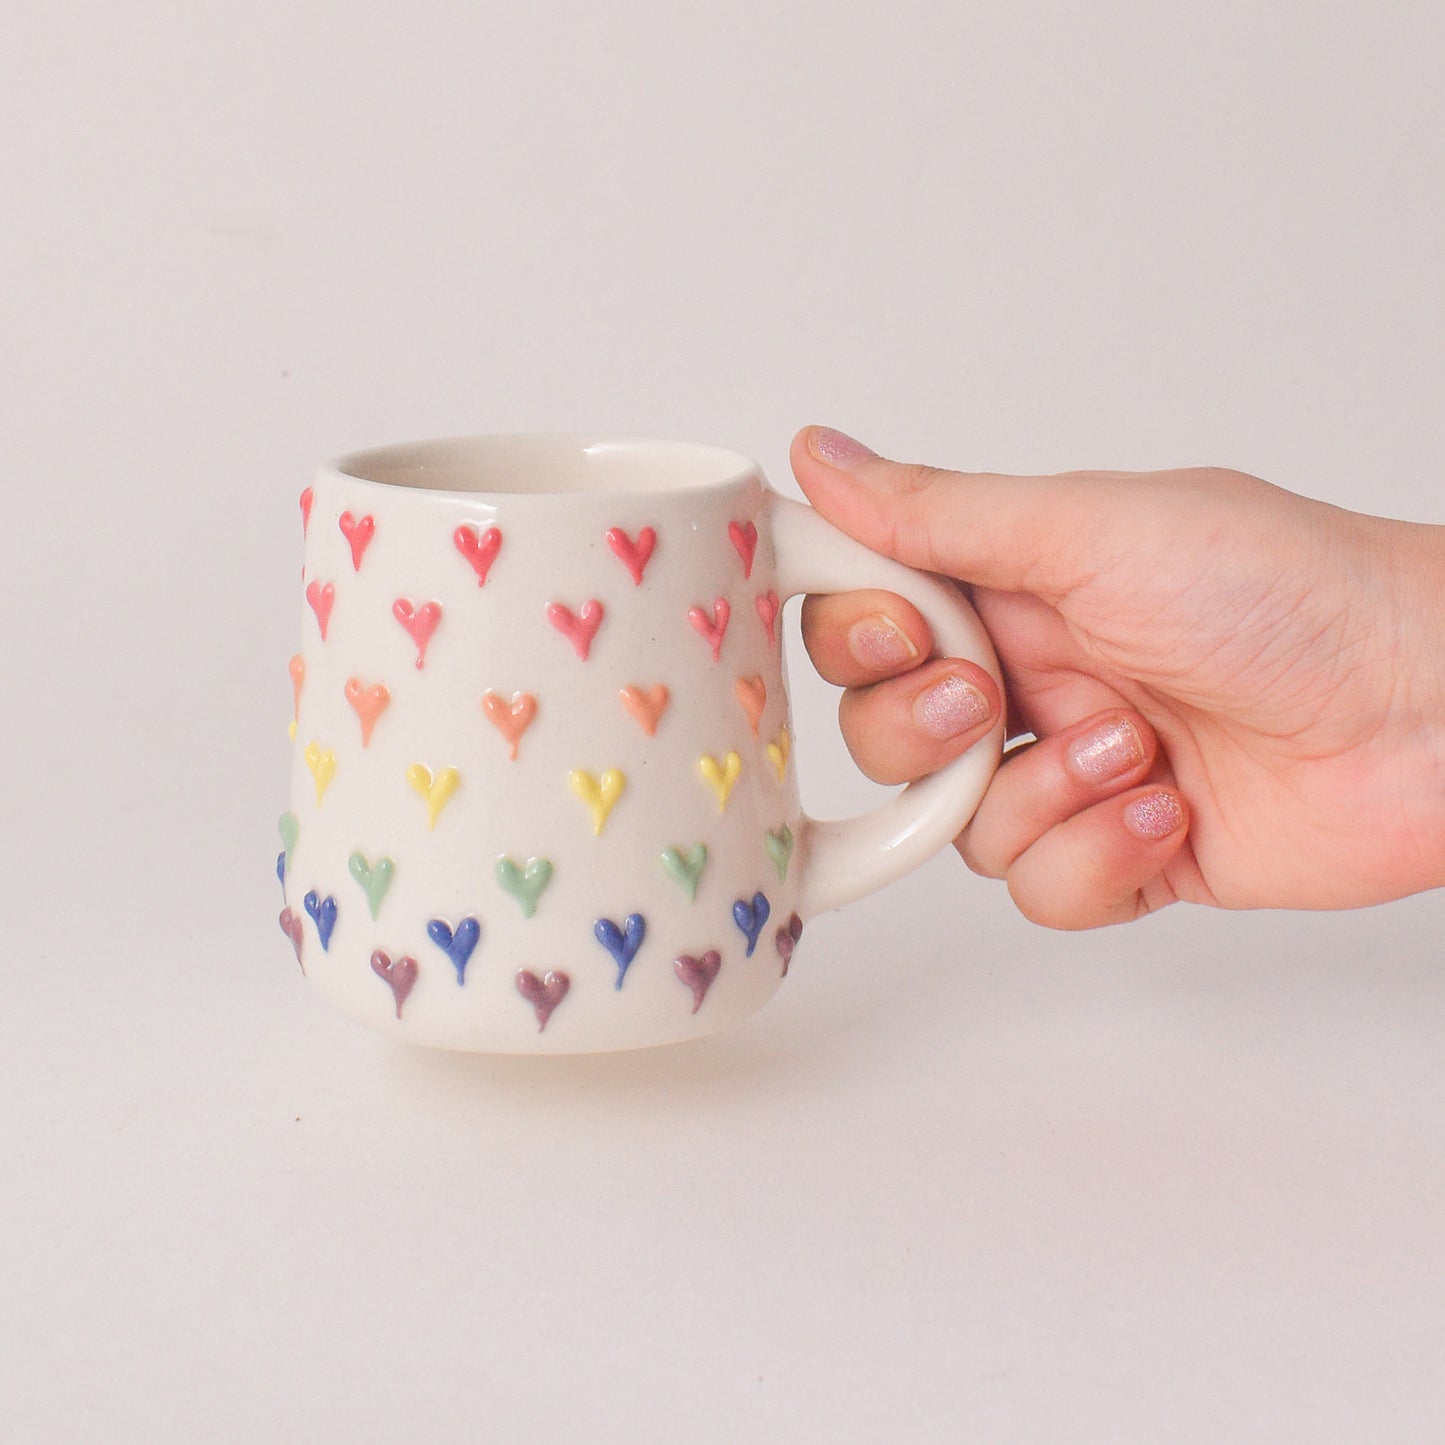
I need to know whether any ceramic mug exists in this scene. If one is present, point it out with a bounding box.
[278,435,1003,1053]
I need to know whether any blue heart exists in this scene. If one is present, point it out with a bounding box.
[594,913,646,989]
[276,850,287,890]
[303,890,337,951]
[732,891,771,957]
[427,916,481,985]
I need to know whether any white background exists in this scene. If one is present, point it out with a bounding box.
[4,2,1444,1440]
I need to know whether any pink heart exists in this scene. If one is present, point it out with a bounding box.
[774,913,803,976]
[454,523,503,586]
[516,969,570,1032]
[755,590,779,648]
[279,907,305,971]
[688,597,731,663]
[674,950,722,1014]
[305,579,335,640]
[728,519,758,578]
[339,510,376,571]
[547,600,604,660]
[371,950,419,1019]
[299,486,314,535]
[605,526,657,585]
[392,598,443,669]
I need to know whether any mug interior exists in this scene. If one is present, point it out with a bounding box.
[333,434,758,496]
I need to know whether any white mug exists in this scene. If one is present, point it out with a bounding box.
[278,435,1002,1052]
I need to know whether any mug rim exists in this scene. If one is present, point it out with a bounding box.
[326,432,761,500]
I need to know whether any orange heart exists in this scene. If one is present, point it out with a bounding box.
[619,684,670,737]
[344,678,391,748]
[735,675,766,737]
[482,691,538,760]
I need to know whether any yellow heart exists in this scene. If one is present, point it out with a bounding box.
[766,727,791,785]
[407,762,460,830]
[569,768,626,835]
[288,720,297,741]
[698,751,743,812]
[304,741,337,804]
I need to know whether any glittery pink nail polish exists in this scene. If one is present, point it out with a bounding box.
[808,427,877,469]
[848,613,919,671]
[1123,789,1185,840]
[913,674,992,739]
[1068,716,1145,785]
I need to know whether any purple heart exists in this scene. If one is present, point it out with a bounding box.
[371,949,419,1019]
[674,950,722,1014]
[303,890,338,951]
[516,969,570,1031]
[278,908,304,972]
[427,916,481,985]
[594,913,646,989]
[774,913,804,976]
[731,891,770,957]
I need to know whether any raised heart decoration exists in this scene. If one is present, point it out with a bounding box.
[279,907,304,971]
[371,950,419,1019]
[299,486,314,535]
[764,824,794,882]
[454,523,503,586]
[732,891,771,957]
[688,597,731,663]
[392,598,443,669]
[547,599,604,660]
[594,913,646,989]
[427,916,481,986]
[482,691,537,760]
[735,675,766,736]
[303,890,338,951]
[516,969,570,1031]
[495,855,554,917]
[728,519,758,577]
[697,751,742,812]
[766,727,791,785]
[339,510,376,571]
[348,852,396,920]
[774,913,804,975]
[304,742,337,804]
[306,580,335,640]
[755,590,780,648]
[289,654,306,722]
[407,762,460,830]
[659,842,708,901]
[569,768,626,835]
[674,950,722,1014]
[345,678,391,748]
[605,526,657,586]
[619,684,669,737]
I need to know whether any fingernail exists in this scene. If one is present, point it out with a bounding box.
[808,426,877,470]
[1068,716,1145,785]
[913,673,993,740]
[848,613,920,671]
[1123,789,1185,841]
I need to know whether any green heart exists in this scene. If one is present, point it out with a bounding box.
[348,852,396,920]
[278,811,299,863]
[495,855,554,917]
[660,843,708,902]
[764,826,794,883]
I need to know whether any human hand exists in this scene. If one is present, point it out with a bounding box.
[794,426,1445,929]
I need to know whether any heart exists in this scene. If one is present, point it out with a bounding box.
[775,913,804,975]
[303,890,338,951]
[339,510,376,571]
[276,849,287,890]
[674,950,722,1014]
[393,598,443,669]
[605,525,657,585]
[371,950,419,1020]
[755,590,780,648]
[306,579,335,640]
[407,762,460,829]
[278,810,299,862]
[766,727,791,784]
[765,825,795,882]
[427,916,481,986]
[304,742,337,804]
[659,843,708,902]
[278,907,305,970]
[732,891,771,957]
[619,684,669,737]
[516,968,570,1032]
[569,768,626,835]
[688,597,731,663]
[482,691,537,760]
[454,523,503,586]
[345,678,391,748]
[594,913,646,989]
[348,852,396,920]
[728,519,758,577]
[697,751,742,812]
[495,855,554,917]
[299,486,314,535]
[289,653,306,722]
[547,599,604,660]
[735,675,766,737]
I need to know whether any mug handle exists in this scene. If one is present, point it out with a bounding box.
[766,492,1005,918]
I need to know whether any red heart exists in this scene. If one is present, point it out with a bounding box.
[774,913,804,976]
[305,579,335,640]
[279,907,304,971]
[605,526,657,585]
[728,519,758,578]
[371,950,419,1019]
[675,950,722,1014]
[547,600,604,660]
[755,590,779,648]
[516,969,570,1032]
[482,691,538,760]
[392,598,443,669]
[299,487,314,535]
[688,597,731,663]
[339,511,376,571]
[454,523,503,586]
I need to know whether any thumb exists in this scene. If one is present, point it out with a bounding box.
[790,425,1111,600]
